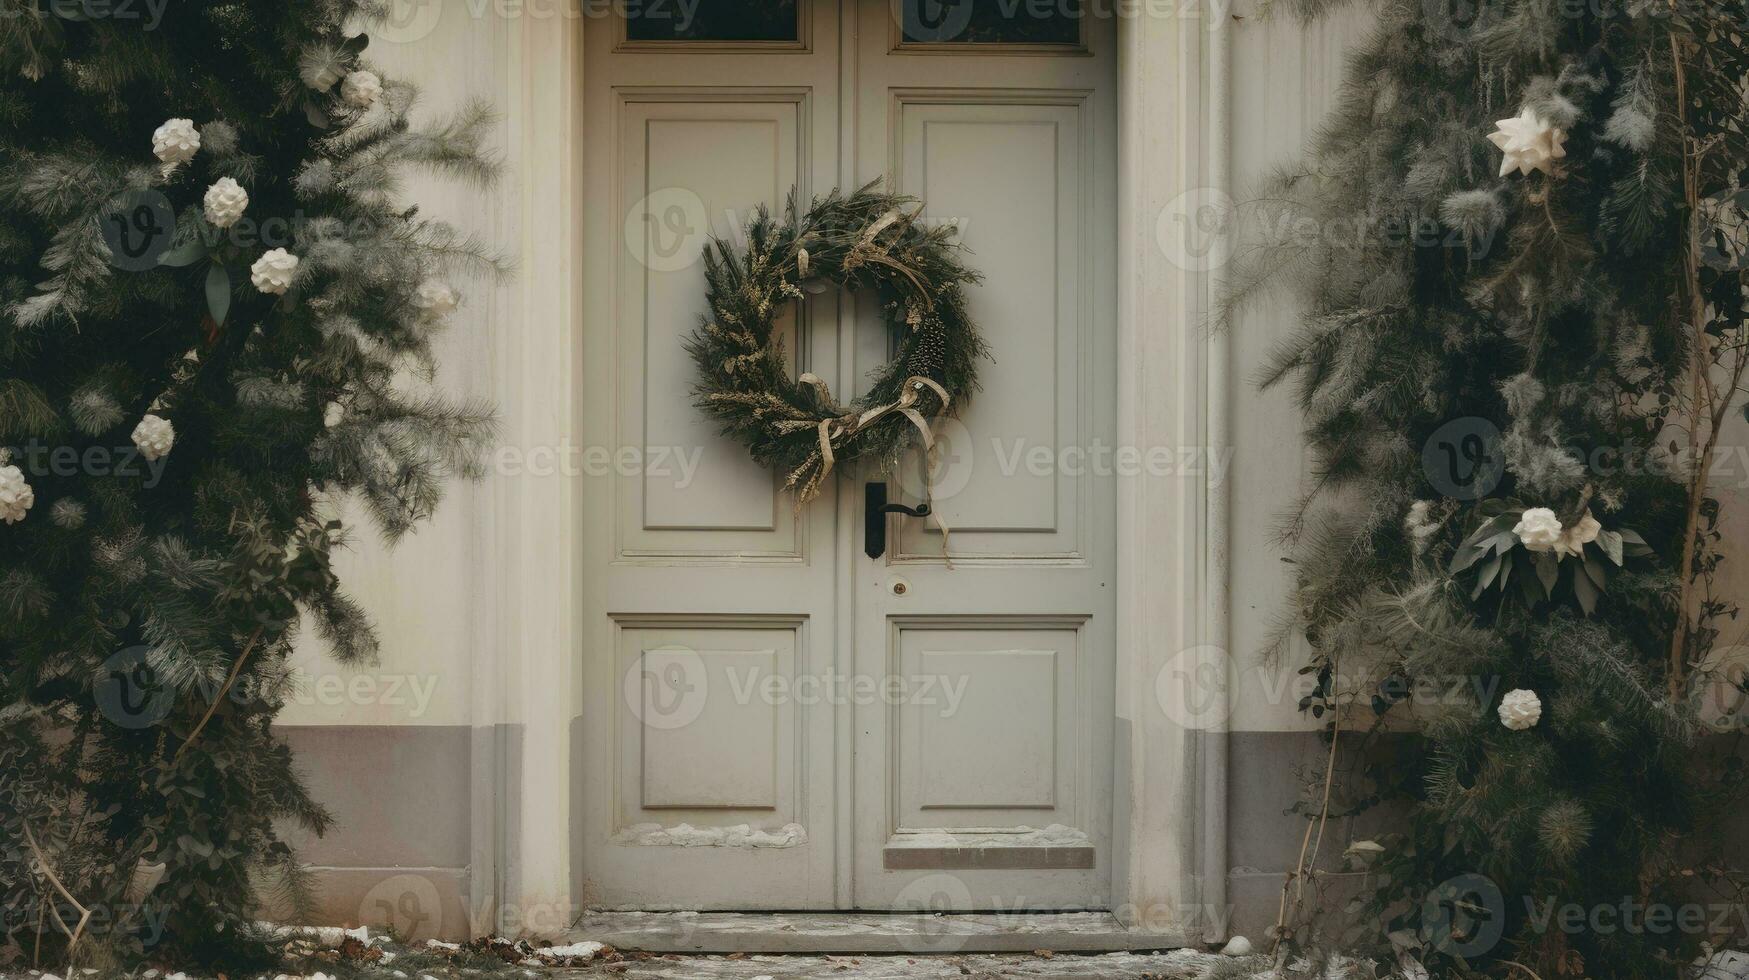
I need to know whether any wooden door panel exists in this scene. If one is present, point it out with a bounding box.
[890,96,1094,560]
[617,96,805,558]
[852,3,1118,911]
[582,4,841,910]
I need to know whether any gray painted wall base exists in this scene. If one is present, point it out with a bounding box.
[568,912,1193,954]
[277,726,1361,946]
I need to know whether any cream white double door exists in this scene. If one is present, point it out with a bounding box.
[579,1,1118,912]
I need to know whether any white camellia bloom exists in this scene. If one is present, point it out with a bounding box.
[1555,510,1602,560]
[340,70,382,108]
[307,59,344,92]
[1512,507,1563,553]
[0,464,35,524]
[203,177,249,228]
[324,401,346,429]
[131,414,175,462]
[151,117,201,165]
[1488,108,1568,178]
[1498,689,1543,730]
[1405,499,1441,547]
[415,278,459,318]
[251,248,300,295]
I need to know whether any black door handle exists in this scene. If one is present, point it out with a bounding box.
[865,482,931,559]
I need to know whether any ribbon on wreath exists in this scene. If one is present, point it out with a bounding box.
[795,371,955,565]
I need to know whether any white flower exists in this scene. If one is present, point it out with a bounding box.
[1555,510,1602,560]
[1406,499,1442,539]
[202,177,249,228]
[1513,507,1563,553]
[1488,108,1568,178]
[131,414,175,462]
[323,401,346,428]
[1406,500,1444,555]
[415,278,459,318]
[306,58,345,92]
[340,70,381,108]
[151,118,201,165]
[1498,688,1543,730]
[250,248,300,295]
[0,464,35,525]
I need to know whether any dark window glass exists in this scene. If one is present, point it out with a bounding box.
[899,0,1081,44]
[625,0,800,41]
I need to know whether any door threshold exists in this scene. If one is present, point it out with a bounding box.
[568,911,1193,954]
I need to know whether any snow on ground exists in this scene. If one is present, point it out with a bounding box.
[1,944,1255,980]
[546,948,1228,978]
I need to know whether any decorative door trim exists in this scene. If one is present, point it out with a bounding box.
[473,0,1235,946]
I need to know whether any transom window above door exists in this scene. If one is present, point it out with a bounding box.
[622,0,802,44]
[617,0,1084,51]
[896,0,1083,48]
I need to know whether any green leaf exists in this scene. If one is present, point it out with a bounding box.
[1581,552,1608,592]
[1534,552,1559,596]
[1516,555,1543,605]
[206,263,231,327]
[1452,515,1518,574]
[1597,529,1624,566]
[1618,527,1655,558]
[1573,563,1600,616]
[158,237,207,268]
[1452,541,1488,575]
[1472,554,1503,599]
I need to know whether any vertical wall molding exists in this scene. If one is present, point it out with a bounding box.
[1113,7,1231,944]
[470,0,588,934]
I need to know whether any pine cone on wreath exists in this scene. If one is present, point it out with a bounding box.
[907,323,947,382]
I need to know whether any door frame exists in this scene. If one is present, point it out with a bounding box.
[468,0,1234,946]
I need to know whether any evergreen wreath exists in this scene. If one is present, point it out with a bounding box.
[686,182,988,505]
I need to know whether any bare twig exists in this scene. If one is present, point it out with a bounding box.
[20,820,92,959]
[1663,19,1748,702]
[1272,652,1343,963]
[175,626,265,761]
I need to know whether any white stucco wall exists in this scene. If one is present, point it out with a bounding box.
[281,0,1749,755]
[1223,1,1371,733]
[280,1,515,728]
